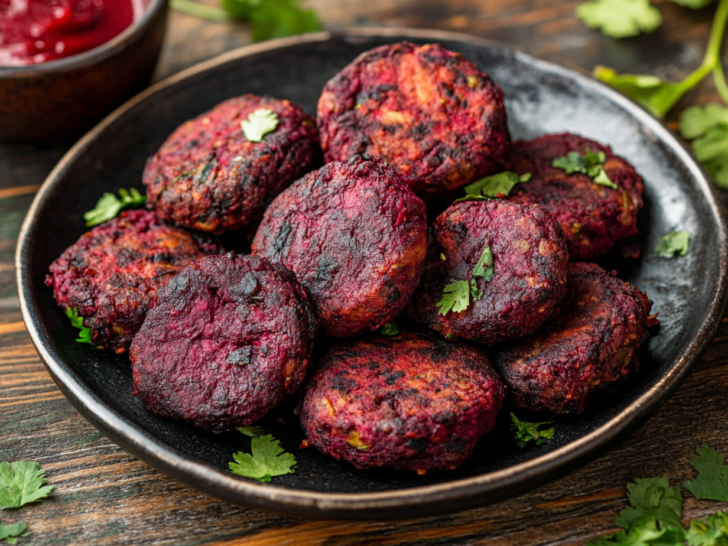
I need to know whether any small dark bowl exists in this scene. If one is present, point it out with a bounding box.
[0,0,168,142]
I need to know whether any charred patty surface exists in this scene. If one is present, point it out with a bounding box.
[406,200,569,344]
[317,42,509,201]
[506,133,645,261]
[144,94,321,234]
[300,332,504,472]
[130,253,317,432]
[252,155,428,337]
[493,263,653,414]
[46,209,223,353]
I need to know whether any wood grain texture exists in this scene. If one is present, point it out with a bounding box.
[2,1,728,544]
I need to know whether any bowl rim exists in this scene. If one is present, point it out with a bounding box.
[0,0,167,76]
[15,27,728,519]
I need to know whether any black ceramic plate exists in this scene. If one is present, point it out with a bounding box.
[16,28,728,520]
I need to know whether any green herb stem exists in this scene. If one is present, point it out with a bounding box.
[680,0,728,104]
[704,0,728,71]
[714,63,728,105]
[168,0,230,22]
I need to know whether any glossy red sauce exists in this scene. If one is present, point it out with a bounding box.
[0,0,141,66]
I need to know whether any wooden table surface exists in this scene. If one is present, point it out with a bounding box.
[2,1,727,544]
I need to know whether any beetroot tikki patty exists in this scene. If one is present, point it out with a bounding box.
[317,42,509,201]
[130,253,317,432]
[300,333,504,472]
[252,155,428,337]
[493,263,655,414]
[144,94,321,234]
[407,200,569,344]
[506,133,645,260]
[46,209,223,353]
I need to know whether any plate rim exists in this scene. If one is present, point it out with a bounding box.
[15,27,728,519]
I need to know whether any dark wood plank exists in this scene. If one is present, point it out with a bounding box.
[2,1,727,544]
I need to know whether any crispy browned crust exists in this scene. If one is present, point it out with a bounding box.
[144,94,322,234]
[506,133,645,260]
[317,42,510,201]
[130,253,317,432]
[46,209,224,353]
[252,155,428,337]
[300,332,504,472]
[493,262,653,414]
[406,199,569,344]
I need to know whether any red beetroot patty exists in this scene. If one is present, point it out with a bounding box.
[317,42,509,201]
[406,199,569,344]
[46,209,223,353]
[144,94,321,234]
[300,332,504,472]
[130,253,317,433]
[493,263,654,414]
[252,155,428,337]
[506,133,645,261]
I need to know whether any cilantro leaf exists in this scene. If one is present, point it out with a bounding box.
[681,104,728,140]
[0,522,28,545]
[84,188,146,227]
[693,125,728,188]
[594,168,619,189]
[229,434,296,482]
[552,149,617,189]
[510,413,555,448]
[472,245,494,282]
[236,425,266,438]
[436,244,495,315]
[587,477,686,545]
[436,280,470,316]
[686,511,728,546]
[576,0,662,38]
[587,517,680,545]
[594,66,687,119]
[380,322,400,336]
[241,109,279,142]
[614,478,684,530]
[65,307,93,345]
[457,171,531,202]
[684,444,728,501]
[247,0,320,42]
[654,231,691,258]
[0,462,54,509]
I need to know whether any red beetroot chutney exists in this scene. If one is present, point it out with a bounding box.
[0,0,138,66]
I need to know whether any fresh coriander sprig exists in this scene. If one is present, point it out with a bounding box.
[0,462,54,509]
[681,104,728,188]
[84,188,146,227]
[654,230,691,258]
[229,434,296,482]
[510,413,555,448]
[684,443,728,501]
[241,109,279,142]
[0,522,28,545]
[592,0,728,118]
[436,280,471,316]
[552,149,618,190]
[454,171,532,203]
[236,425,266,438]
[436,244,494,316]
[587,443,728,544]
[65,307,93,345]
[576,0,662,39]
[169,0,321,42]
